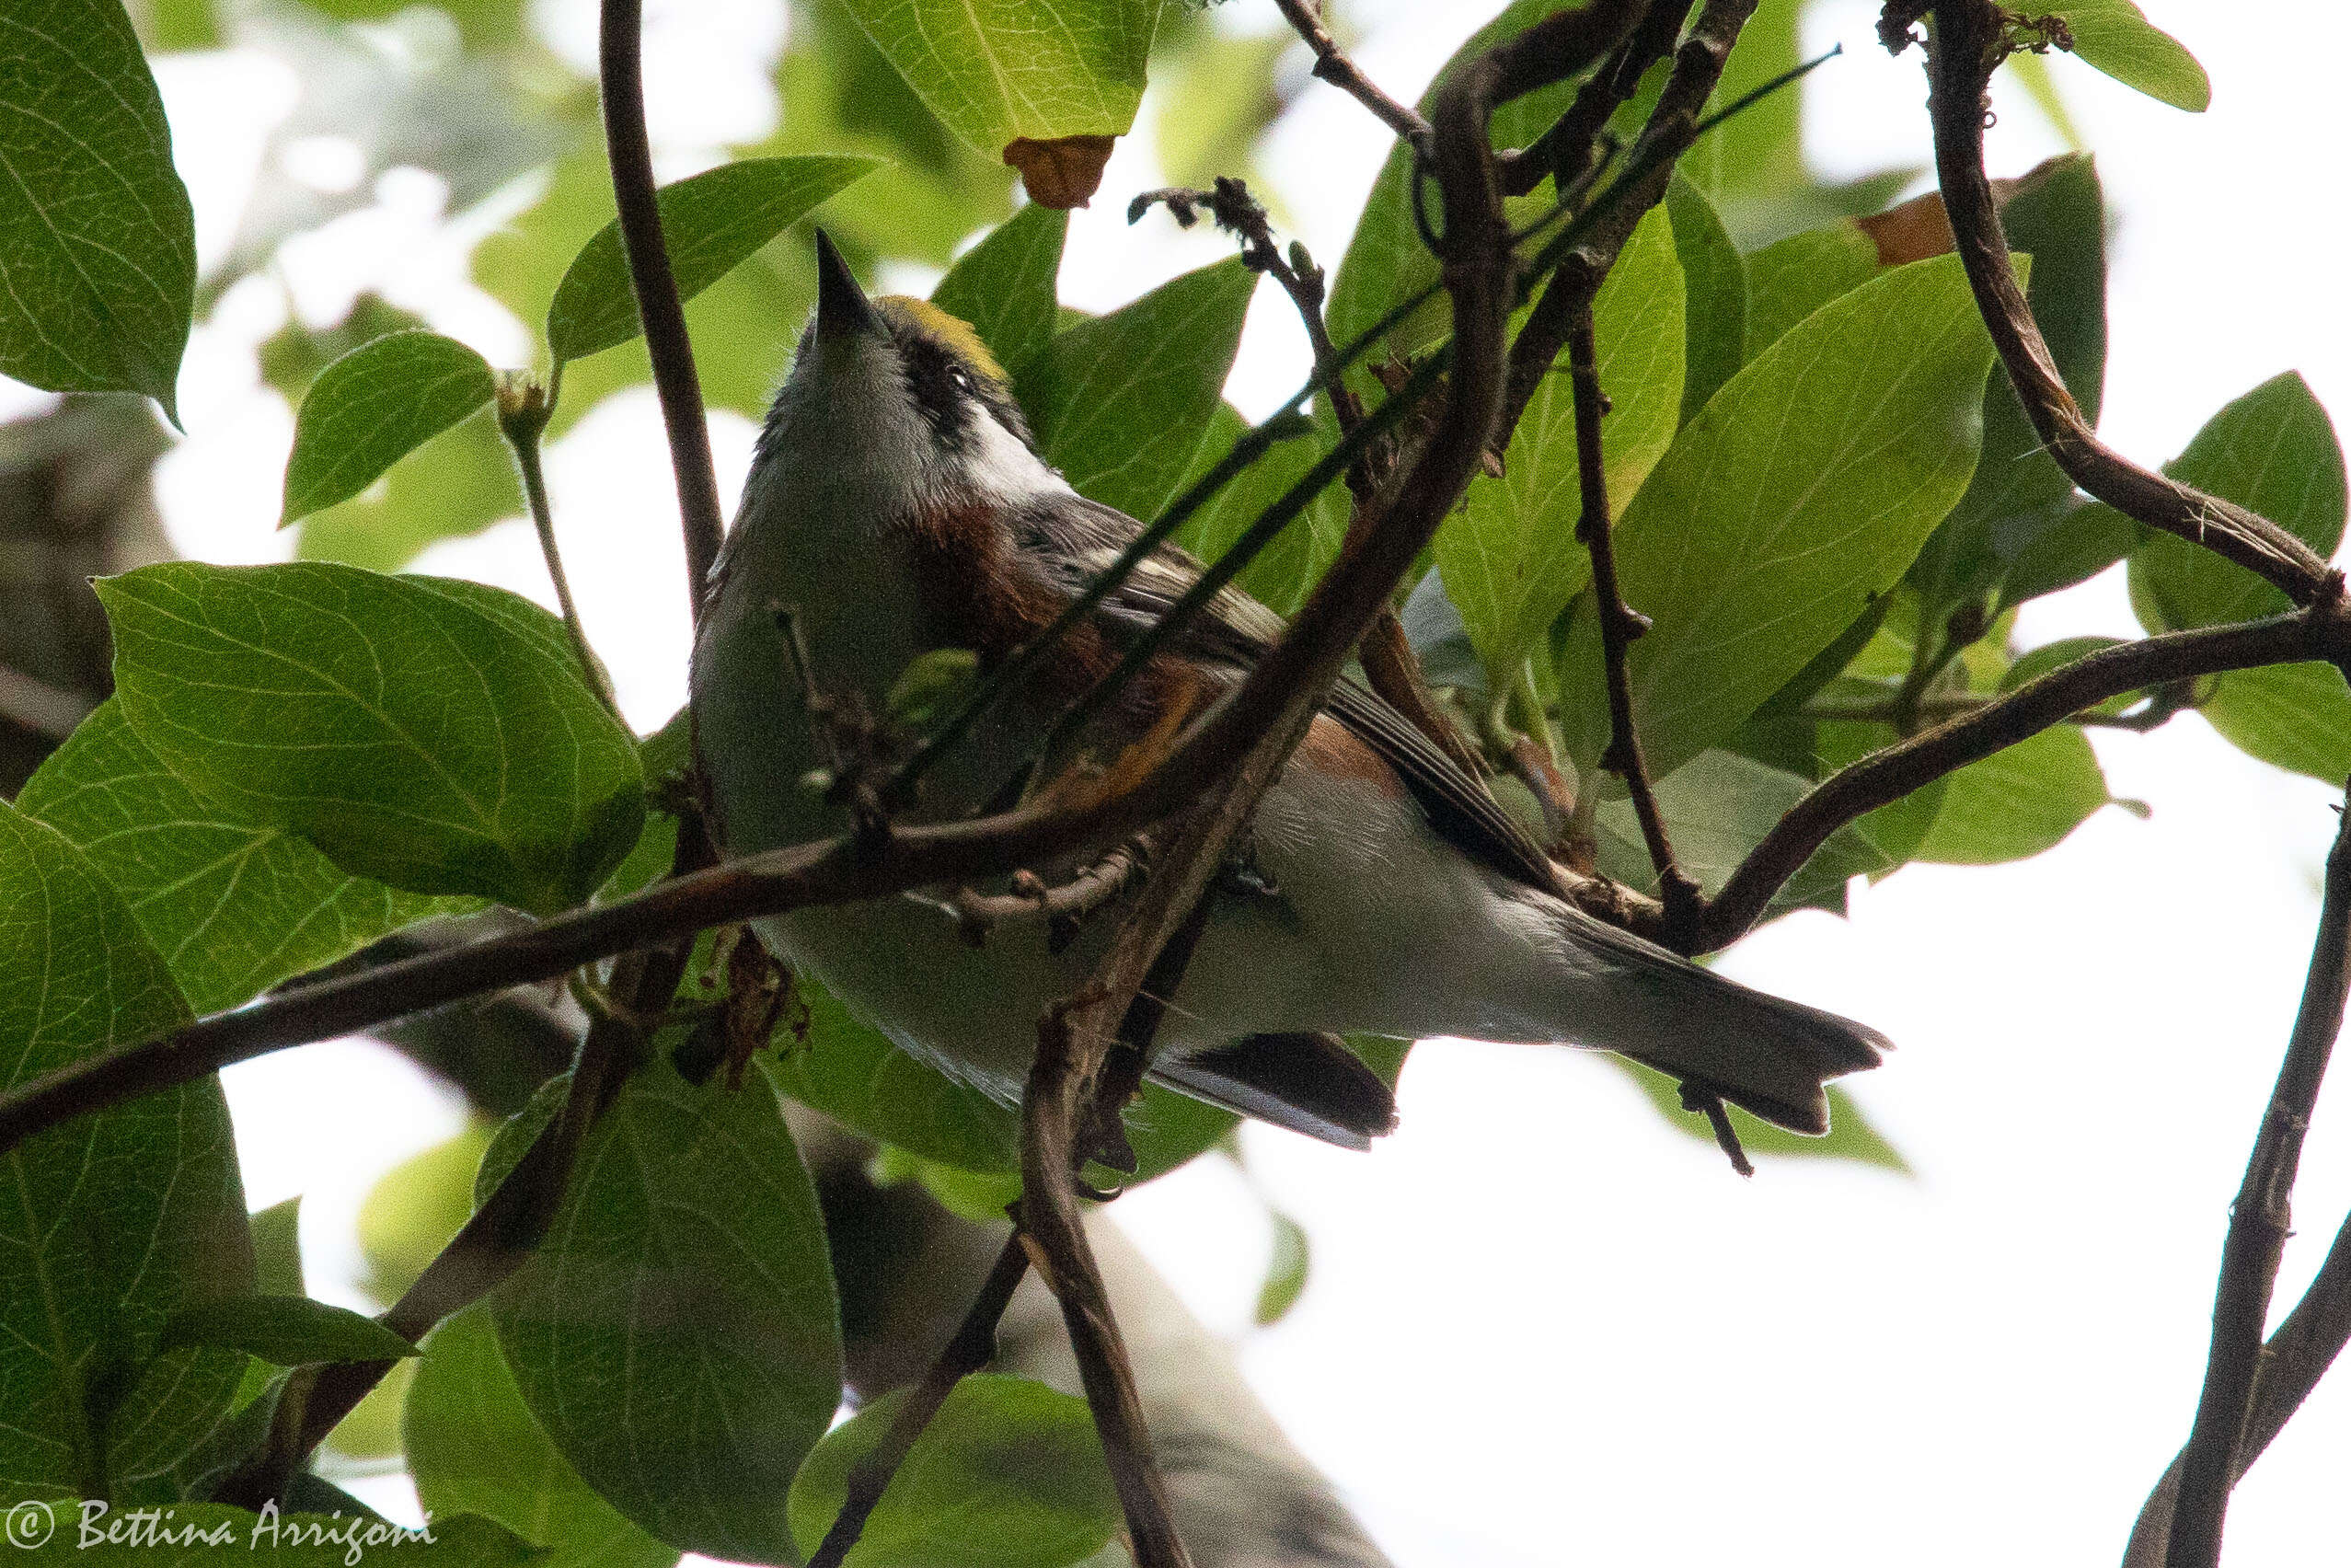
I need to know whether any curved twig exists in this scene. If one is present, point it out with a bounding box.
[1918,0,2338,609]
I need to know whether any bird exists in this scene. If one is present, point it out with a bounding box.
[687,230,1887,1153]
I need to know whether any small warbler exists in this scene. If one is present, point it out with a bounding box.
[688,232,1885,1149]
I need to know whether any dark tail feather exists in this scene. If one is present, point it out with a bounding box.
[1151,1032,1399,1151]
[1616,967,1890,1136]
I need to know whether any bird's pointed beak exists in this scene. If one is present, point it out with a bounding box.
[813,228,880,341]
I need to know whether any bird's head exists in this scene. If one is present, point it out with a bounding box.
[766,229,1047,501]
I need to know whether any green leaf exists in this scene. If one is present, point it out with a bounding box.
[758,0,1016,271]
[1741,220,1878,360]
[280,332,498,525]
[766,978,1023,1174]
[1915,156,2110,617]
[886,648,980,728]
[547,156,882,364]
[787,1375,1118,1568]
[1254,1214,1310,1328]
[1911,723,2111,865]
[1590,746,1930,917]
[98,563,646,916]
[1028,255,1256,521]
[835,0,1157,154]
[2201,662,2351,786]
[0,802,250,1493]
[1170,401,1351,618]
[1555,256,2006,780]
[408,1306,678,1568]
[17,700,472,1015]
[2128,373,2345,633]
[931,202,1068,389]
[490,1054,841,1564]
[356,1121,491,1307]
[1608,1056,1909,1172]
[2047,1,2210,112]
[1677,0,1807,216]
[249,1197,305,1299]
[158,1296,418,1366]
[1664,176,1746,425]
[0,0,196,416]
[295,405,522,572]
[1439,207,1684,681]
[1997,498,2141,614]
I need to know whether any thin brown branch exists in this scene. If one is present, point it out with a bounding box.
[1570,304,1700,946]
[1499,0,1693,199]
[1003,53,1522,1568]
[2161,790,2351,1567]
[807,1229,1031,1568]
[949,839,1149,951]
[1496,0,1738,458]
[1700,611,2350,950]
[599,0,726,612]
[1270,0,1431,150]
[1919,0,2339,610]
[2126,1197,2351,1566]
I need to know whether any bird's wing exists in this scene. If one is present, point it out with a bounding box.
[1010,493,1562,894]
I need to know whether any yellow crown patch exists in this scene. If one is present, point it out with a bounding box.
[876,296,1009,390]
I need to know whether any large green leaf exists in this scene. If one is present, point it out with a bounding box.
[0,804,249,1493]
[1170,401,1351,618]
[2047,1,2210,112]
[1741,221,1878,361]
[17,701,470,1015]
[1439,207,1685,682]
[1663,176,1746,425]
[280,332,498,525]
[787,1375,1118,1568]
[0,0,195,416]
[759,0,1017,270]
[98,563,646,916]
[2201,662,2351,786]
[2128,373,2345,633]
[489,1056,841,1564]
[1028,255,1256,521]
[930,201,1068,390]
[835,0,1157,155]
[475,146,823,448]
[1914,155,2110,617]
[547,156,882,364]
[406,1306,680,1568]
[294,406,521,573]
[1555,256,2005,779]
[1911,723,2111,865]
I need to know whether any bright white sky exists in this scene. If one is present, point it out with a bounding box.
[70,0,2351,1562]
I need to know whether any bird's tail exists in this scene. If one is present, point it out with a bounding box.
[1556,905,1889,1135]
